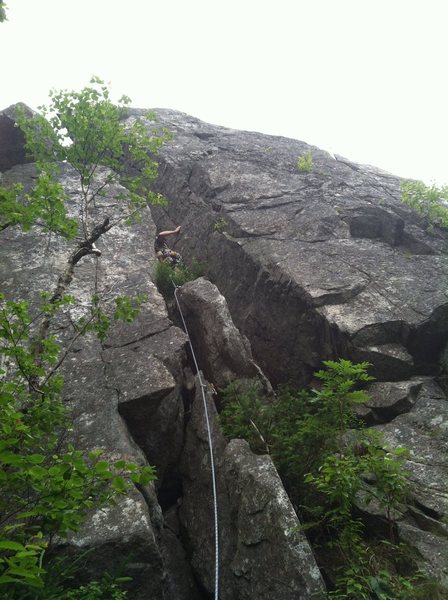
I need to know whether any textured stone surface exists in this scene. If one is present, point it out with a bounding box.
[179,376,326,599]
[0,160,192,598]
[177,277,271,391]
[377,380,448,519]
[357,379,424,424]
[179,377,230,595]
[131,108,448,387]
[127,108,448,588]
[3,105,448,593]
[224,439,326,600]
[161,527,204,600]
[371,380,448,584]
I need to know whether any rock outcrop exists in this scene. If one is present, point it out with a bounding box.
[177,277,271,392]
[126,108,448,586]
[0,160,200,599]
[377,379,448,586]
[179,376,326,599]
[2,103,448,594]
[138,108,448,388]
[0,104,33,172]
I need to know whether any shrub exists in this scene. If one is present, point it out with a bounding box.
[219,360,420,599]
[213,217,227,232]
[220,359,373,500]
[153,258,205,299]
[400,180,448,229]
[297,151,313,173]
[220,379,271,453]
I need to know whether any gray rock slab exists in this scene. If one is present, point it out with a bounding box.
[133,108,448,386]
[224,439,326,600]
[357,379,423,424]
[179,376,326,600]
[376,380,448,517]
[0,103,34,171]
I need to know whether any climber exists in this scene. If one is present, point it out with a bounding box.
[154,225,183,266]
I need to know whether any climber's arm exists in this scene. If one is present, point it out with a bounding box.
[157,226,181,237]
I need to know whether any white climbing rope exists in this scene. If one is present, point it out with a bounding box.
[171,279,220,600]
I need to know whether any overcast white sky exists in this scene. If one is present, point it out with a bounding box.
[1,0,447,184]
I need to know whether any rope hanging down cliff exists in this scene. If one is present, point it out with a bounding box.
[172,279,220,600]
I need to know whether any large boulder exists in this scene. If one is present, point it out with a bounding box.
[179,376,326,599]
[177,277,271,391]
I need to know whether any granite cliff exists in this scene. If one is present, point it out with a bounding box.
[1,104,447,597]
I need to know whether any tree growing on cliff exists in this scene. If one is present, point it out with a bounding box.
[0,79,166,595]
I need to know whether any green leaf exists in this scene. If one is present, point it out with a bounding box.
[112,476,127,492]
[95,461,110,473]
[28,454,45,464]
[0,540,25,551]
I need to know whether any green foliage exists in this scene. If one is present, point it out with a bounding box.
[220,360,421,599]
[0,548,132,599]
[0,176,77,236]
[314,359,372,446]
[213,217,227,232]
[0,295,156,593]
[221,360,374,495]
[297,150,313,173]
[153,258,205,299]
[220,380,270,452]
[61,577,129,600]
[14,77,170,241]
[400,179,448,229]
[0,184,27,231]
[113,293,148,323]
[304,432,410,595]
[0,569,130,600]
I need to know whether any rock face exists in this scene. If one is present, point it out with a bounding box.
[137,108,448,388]
[179,376,326,599]
[2,104,448,594]
[223,439,325,599]
[177,277,271,392]
[0,160,199,599]
[0,137,325,598]
[124,108,448,586]
[377,379,448,586]
[356,379,424,425]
